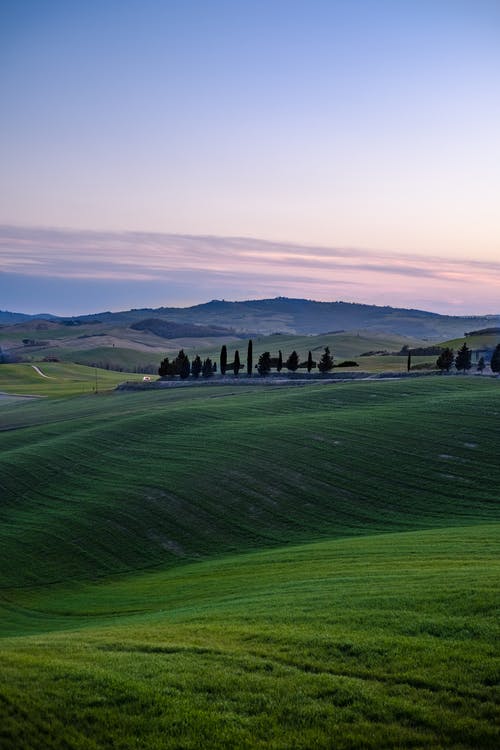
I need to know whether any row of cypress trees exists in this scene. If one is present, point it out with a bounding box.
[158,341,336,379]
[221,343,335,376]
[254,347,335,375]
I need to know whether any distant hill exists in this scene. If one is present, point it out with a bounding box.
[465,326,500,336]
[0,310,57,324]
[2,297,500,339]
[130,318,238,339]
[75,297,500,339]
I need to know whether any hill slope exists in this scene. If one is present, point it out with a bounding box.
[1,378,499,589]
[1,378,499,749]
[0,524,498,748]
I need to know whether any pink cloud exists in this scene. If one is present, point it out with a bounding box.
[1,225,499,315]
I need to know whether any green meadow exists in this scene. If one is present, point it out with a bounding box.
[1,377,499,748]
[0,361,145,398]
[1,323,430,376]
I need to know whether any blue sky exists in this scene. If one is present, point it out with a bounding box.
[1,1,499,315]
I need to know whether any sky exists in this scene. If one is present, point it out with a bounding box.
[1,0,499,316]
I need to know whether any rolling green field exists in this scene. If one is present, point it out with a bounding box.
[1,321,428,375]
[1,377,499,748]
[0,362,145,398]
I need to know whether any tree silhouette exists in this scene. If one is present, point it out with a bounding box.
[191,355,202,378]
[490,343,500,373]
[234,350,241,376]
[257,351,271,375]
[174,349,191,379]
[158,356,171,377]
[436,347,454,372]
[202,357,214,377]
[247,339,253,376]
[318,346,334,373]
[286,350,300,372]
[455,343,471,373]
[277,350,283,372]
[220,345,227,375]
[307,351,314,373]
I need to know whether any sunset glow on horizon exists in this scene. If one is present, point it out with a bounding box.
[1,1,499,316]
[1,226,499,317]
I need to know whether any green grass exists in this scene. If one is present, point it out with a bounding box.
[1,377,499,588]
[0,362,144,398]
[1,377,499,748]
[1,525,498,748]
[60,345,164,371]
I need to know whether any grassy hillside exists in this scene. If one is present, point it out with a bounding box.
[0,524,498,748]
[1,317,425,372]
[1,377,499,748]
[441,331,500,352]
[0,362,144,398]
[1,377,499,589]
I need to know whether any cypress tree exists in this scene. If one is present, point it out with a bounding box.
[220,345,227,375]
[247,339,253,376]
[191,355,202,378]
[234,350,241,376]
[407,351,412,372]
[491,344,500,373]
[307,350,313,373]
[277,349,283,372]
[202,357,214,377]
[318,346,334,373]
[477,356,485,374]
[286,350,300,372]
[176,350,190,379]
[158,357,170,377]
[455,343,471,373]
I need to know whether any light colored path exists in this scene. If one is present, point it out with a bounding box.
[31,365,53,379]
[0,392,43,402]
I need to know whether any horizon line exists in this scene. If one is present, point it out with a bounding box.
[3,295,500,321]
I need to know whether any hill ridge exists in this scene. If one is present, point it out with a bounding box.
[2,297,500,338]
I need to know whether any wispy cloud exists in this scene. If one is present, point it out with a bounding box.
[1,225,499,315]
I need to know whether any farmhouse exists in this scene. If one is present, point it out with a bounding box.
[470,348,493,364]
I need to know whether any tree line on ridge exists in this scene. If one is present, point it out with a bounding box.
[158,340,500,380]
[158,341,344,379]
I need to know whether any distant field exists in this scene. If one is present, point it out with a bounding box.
[57,345,165,372]
[1,324,428,374]
[4,326,496,378]
[1,377,498,748]
[442,332,500,351]
[0,362,144,397]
